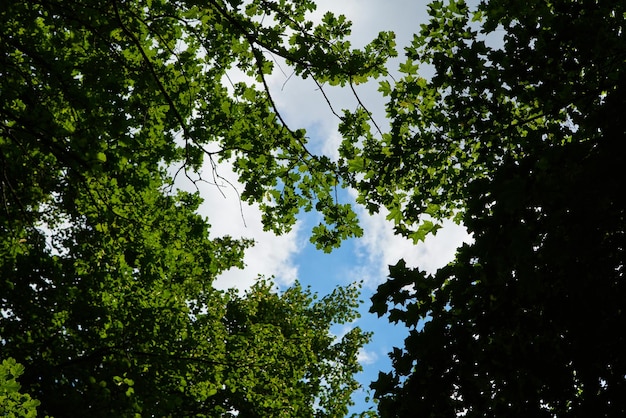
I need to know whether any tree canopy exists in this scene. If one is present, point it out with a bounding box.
[363,0,626,416]
[0,0,391,415]
[2,0,625,416]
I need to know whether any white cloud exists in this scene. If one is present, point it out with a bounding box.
[357,347,379,366]
[351,205,472,288]
[176,159,302,292]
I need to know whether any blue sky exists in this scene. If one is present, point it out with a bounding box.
[188,0,472,414]
[293,209,469,414]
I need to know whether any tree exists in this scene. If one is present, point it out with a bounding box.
[0,0,393,415]
[352,0,626,416]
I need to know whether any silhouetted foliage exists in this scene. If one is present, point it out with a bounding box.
[365,1,626,416]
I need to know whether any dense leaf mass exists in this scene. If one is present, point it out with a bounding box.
[0,0,388,416]
[3,0,625,416]
[367,0,626,417]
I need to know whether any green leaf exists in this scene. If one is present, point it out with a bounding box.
[347,156,365,172]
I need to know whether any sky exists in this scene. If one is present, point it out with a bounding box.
[186,1,472,414]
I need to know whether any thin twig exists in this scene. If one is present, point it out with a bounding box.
[349,78,383,137]
[313,77,342,120]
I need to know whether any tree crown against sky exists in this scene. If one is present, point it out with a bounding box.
[2,0,625,416]
[363,0,626,417]
[0,0,390,416]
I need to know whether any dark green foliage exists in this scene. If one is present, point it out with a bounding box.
[364,0,626,416]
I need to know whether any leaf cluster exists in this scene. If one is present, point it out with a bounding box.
[0,358,42,418]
